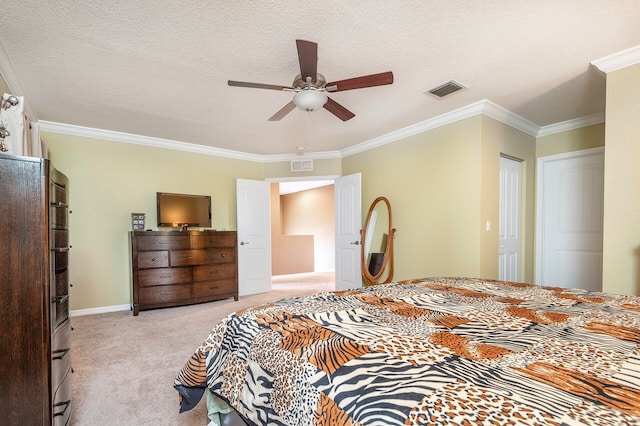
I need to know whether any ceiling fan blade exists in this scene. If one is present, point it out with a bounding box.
[268,101,296,121]
[228,80,293,91]
[325,71,394,92]
[296,39,318,83]
[323,97,355,121]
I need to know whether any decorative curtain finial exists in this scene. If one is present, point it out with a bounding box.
[1,95,19,110]
[0,123,10,151]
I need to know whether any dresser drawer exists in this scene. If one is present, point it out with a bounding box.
[191,234,236,249]
[170,249,210,266]
[54,249,68,272]
[137,235,190,251]
[53,369,72,426]
[211,247,235,264]
[53,294,69,329]
[140,284,191,304]
[50,204,69,228]
[51,181,68,204]
[52,320,71,391]
[194,279,237,298]
[52,229,69,249]
[138,251,169,268]
[138,267,191,287]
[193,263,236,282]
[54,269,69,297]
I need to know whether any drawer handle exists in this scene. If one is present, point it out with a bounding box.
[186,256,195,259]
[53,348,70,360]
[53,295,69,304]
[151,258,156,262]
[53,400,71,417]
[221,254,226,258]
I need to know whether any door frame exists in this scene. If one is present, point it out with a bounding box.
[535,146,605,285]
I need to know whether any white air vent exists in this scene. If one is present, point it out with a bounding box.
[291,159,313,172]
[426,80,467,98]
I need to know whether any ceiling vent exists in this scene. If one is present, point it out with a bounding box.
[291,159,313,172]
[426,80,467,98]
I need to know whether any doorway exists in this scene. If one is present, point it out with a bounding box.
[237,174,361,295]
[270,179,336,289]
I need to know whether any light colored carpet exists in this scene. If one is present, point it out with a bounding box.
[70,272,335,425]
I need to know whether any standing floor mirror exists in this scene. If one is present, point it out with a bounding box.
[360,196,396,285]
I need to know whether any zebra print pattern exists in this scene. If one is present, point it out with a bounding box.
[175,277,640,425]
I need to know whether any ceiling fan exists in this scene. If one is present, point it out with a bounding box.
[228,39,393,122]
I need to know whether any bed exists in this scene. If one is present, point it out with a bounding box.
[174,277,640,425]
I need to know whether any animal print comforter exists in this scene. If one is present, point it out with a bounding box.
[174,277,640,425]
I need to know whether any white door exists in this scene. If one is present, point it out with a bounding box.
[334,173,362,290]
[236,179,271,296]
[536,147,604,291]
[499,157,522,282]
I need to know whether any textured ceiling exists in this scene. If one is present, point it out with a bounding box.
[1,1,639,156]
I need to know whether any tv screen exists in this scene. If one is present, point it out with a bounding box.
[156,192,211,229]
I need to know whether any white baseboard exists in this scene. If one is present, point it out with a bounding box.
[70,304,131,317]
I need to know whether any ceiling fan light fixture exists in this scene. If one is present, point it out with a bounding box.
[293,89,328,112]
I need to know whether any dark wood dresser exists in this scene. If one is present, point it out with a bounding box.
[0,153,72,425]
[130,230,238,315]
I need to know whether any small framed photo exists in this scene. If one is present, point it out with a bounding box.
[131,213,146,231]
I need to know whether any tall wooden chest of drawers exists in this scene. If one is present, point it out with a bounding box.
[130,230,238,315]
[0,153,72,425]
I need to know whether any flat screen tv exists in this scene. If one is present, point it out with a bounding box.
[156,192,211,229]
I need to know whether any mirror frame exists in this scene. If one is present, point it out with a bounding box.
[360,196,396,285]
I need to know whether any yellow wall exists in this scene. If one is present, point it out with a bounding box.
[343,115,536,283]
[44,132,263,311]
[480,116,536,281]
[536,123,605,158]
[343,116,485,280]
[602,63,640,295]
[41,106,623,312]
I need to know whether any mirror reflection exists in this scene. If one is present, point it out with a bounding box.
[361,196,396,285]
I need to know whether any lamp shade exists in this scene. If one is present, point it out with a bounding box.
[293,89,328,111]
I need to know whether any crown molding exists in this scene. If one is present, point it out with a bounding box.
[38,120,264,162]
[592,44,640,74]
[39,101,599,162]
[38,120,343,162]
[480,101,540,136]
[341,100,540,157]
[537,112,605,137]
[261,150,342,162]
[342,101,485,157]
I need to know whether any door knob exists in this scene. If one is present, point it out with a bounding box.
[350,241,361,245]
[240,241,250,246]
